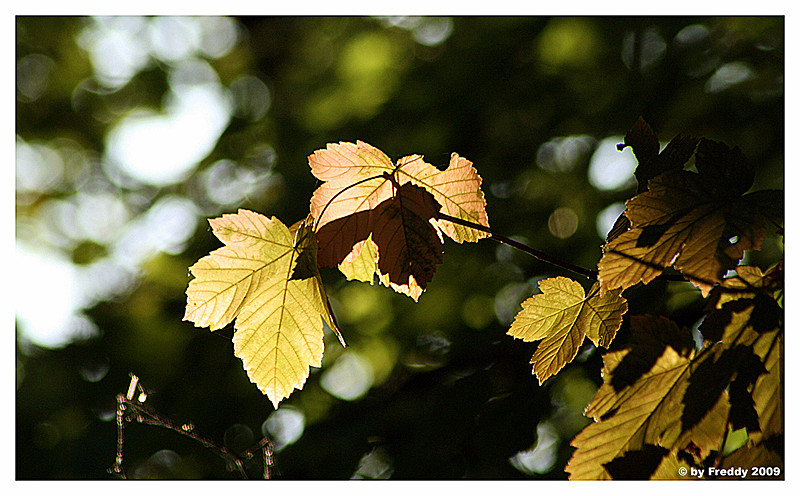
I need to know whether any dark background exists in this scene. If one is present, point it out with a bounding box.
[15,16,784,479]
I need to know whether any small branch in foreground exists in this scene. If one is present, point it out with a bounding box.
[110,373,274,480]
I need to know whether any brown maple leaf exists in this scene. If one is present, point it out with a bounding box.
[599,139,782,296]
[315,182,445,301]
[308,140,489,300]
[607,117,698,243]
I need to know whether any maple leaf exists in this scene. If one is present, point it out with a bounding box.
[184,210,342,408]
[570,268,784,481]
[308,140,490,300]
[618,116,699,194]
[606,117,698,242]
[566,315,730,480]
[598,138,783,296]
[717,325,783,474]
[747,321,782,445]
[507,277,627,384]
[703,265,783,459]
[316,182,445,301]
[699,264,783,342]
[336,234,382,285]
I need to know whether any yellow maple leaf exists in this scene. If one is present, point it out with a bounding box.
[184,210,341,408]
[507,277,627,384]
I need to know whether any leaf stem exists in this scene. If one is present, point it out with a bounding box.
[435,212,599,280]
[435,213,762,293]
[604,248,765,292]
[312,174,388,232]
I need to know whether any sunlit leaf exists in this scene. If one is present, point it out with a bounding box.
[598,145,782,296]
[337,234,382,285]
[184,210,342,408]
[309,141,489,300]
[507,277,627,384]
[567,315,730,480]
[705,265,783,466]
[399,152,490,243]
[607,118,698,242]
[316,182,444,301]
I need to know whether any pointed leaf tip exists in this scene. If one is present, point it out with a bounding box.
[185,210,341,407]
[508,277,627,384]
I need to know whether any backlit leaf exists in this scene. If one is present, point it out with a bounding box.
[607,118,698,242]
[598,156,782,296]
[308,141,489,300]
[184,210,342,408]
[337,234,382,285]
[569,277,783,481]
[316,182,444,301]
[618,116,699,194]
[706,266,783,463]
[507,277,627,384]
[567,315,730,480]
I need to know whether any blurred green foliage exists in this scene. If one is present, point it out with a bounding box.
[16,16,783,479]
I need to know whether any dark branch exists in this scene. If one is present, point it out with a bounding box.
[435,213,767,294]
[435,212,599,281]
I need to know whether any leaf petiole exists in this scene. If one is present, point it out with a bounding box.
[312,173,388,232]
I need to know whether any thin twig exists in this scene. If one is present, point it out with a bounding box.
[436,212,598,280]
[604,249,771,294]
[435,212,773,294]
[110,374,274,479]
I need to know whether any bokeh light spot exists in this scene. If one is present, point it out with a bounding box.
[706,61,755,93]
[320,351,375,401]
[536,135,595,173]
[548,207,579,239]
[352,447,395,479]
[509,421,560,475]
[596,202,626,239]
[104,84,232,186]
[16,244,99,349]
[412,17,453,47]
[263,406,306,451]
[230,75,271,121]
[461,293,496,329]
[537,18,601,68]
[622,27,667,71]
[16,53,55,101]
[587,137,636,191]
